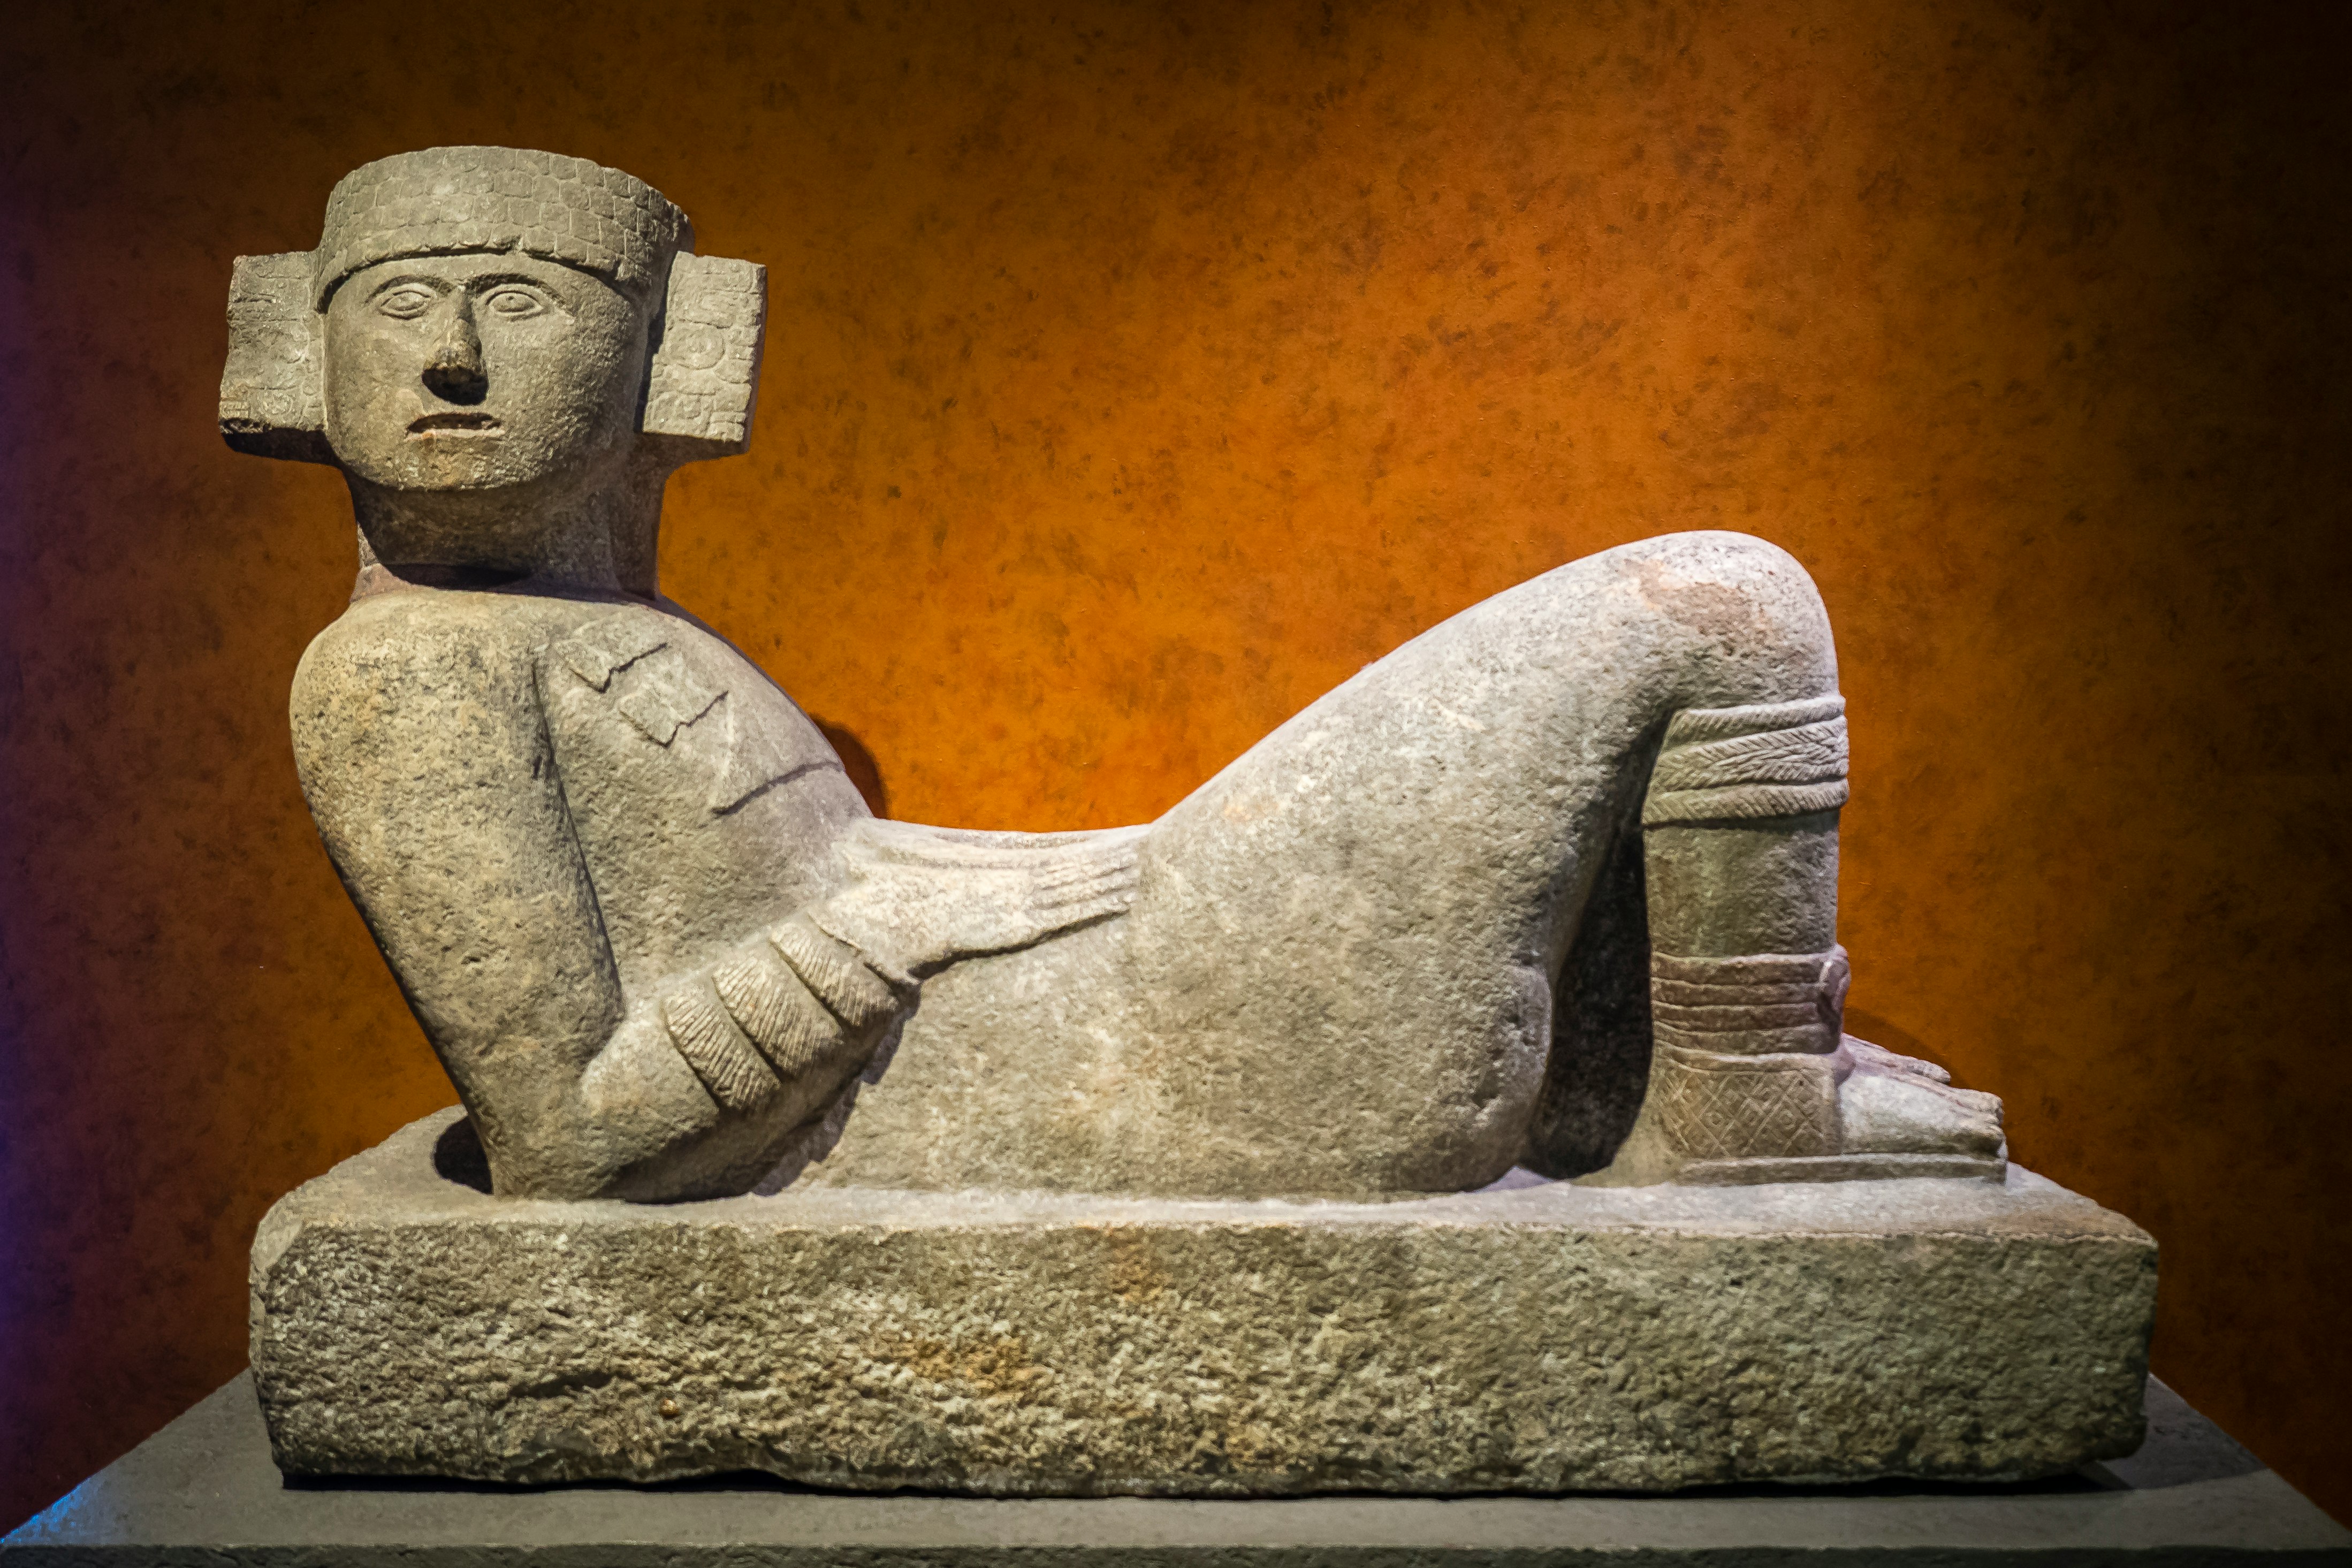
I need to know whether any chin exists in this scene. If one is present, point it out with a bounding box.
[360,445,597,497]
[395,462,516,492]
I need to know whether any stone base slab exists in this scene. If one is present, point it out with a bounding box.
[249,1109,2158,1496]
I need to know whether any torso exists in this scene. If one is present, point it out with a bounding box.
[306,582,870,1002]
[530,595,869,986]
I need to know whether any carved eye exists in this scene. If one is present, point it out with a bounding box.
[484,287,546,319]
[376,286,436,320]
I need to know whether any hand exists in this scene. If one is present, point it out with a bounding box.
[807,820,1145,977]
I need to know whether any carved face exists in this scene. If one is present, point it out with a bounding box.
[322,252,649,504]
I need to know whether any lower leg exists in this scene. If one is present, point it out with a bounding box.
[1637,697,2003,1176]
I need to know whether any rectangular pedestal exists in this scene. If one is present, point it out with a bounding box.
[249,1108,2157,1496]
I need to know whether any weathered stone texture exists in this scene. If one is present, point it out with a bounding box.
[227,146,2013,1205]
[252,1110,2156,1496]
[642,253,766,451]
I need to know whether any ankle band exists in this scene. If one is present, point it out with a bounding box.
[1650,947,1848,1056]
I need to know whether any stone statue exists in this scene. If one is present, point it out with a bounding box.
[224,147,2003,1205]
[226,149,2154,1498]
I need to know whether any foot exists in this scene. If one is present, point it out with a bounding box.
[1634,1034,2007,1185]
[1623,946,2009,1185]
[1836,1037,2004,1159]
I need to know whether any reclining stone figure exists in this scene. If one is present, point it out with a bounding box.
[224,147,2004,1202]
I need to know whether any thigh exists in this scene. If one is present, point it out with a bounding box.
[1120,531,1839,1190]
[815,532,1837,1198]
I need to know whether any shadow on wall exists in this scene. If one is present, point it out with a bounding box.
[813,720,888,819]
[1840,1010,1937,1070]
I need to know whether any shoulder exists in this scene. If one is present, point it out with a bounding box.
[288,588,635,794]
[534,599,842,820]
[291,587,691,708]
[296,587,551,688]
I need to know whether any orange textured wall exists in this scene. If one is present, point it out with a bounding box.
[4,0,2347,1529]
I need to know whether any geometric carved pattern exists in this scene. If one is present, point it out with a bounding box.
[1642,778,1848,825]
[614,654,726,747]
[1657,693,1846,747]
[643,253,766,454]
[1643,695,1849,826]
[555,616,669,693]
[311,146,691,309]
[556,615,806,816]
[1655,1046,1839,1160]
[1649,946,1847,1057]
[1649,718,1848,794]
[218,252,331,464]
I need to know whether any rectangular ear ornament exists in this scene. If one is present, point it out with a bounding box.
[643,253,767,458]
[220,252,333,465]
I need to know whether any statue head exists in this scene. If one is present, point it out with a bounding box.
[220,148,766,593]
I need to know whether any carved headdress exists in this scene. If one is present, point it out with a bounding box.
[220,146,764,466]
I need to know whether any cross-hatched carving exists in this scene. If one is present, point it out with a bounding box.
[1656,1048,1838,1160]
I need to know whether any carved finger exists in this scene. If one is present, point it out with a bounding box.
[846,820,1146,874]
[771,916,907,1026]
[1034,890,1133,931]
[711,951,843,1077]
[1030,864,1141,908]
[1030,851,1143,889]
[661,985,782,1114]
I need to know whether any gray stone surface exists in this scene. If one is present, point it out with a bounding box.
[250,1109,2155,1496]
[12,1371,2348,1565]
[220,148,2137,1500]
[229,146,2009,1206]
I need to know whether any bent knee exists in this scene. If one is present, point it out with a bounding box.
[1596,531,1836,703]
[1610,531,1825,626]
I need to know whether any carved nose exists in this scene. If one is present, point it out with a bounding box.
[421,309,486,404]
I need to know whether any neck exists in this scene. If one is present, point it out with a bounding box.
[346,454,671,597]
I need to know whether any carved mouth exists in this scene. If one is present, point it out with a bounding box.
[408,412,503,436]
